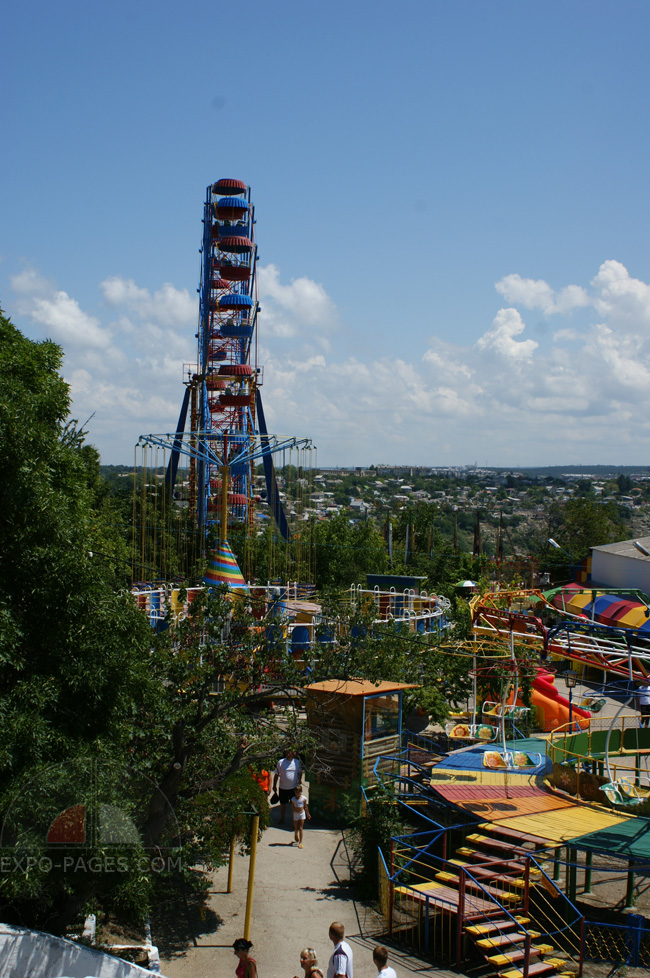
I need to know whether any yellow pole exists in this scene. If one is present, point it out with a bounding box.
[227,835,236,893]
[243,814,259,940]
[221,461,229,544]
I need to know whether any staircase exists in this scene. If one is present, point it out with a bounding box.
[448,823,581,978]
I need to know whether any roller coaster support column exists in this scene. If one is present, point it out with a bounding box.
[626,860,636,909]
[584,851,593,894]
[567,848,577,904]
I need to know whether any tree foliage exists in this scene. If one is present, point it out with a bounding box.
[312,513,389,588]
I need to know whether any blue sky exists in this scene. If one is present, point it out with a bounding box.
[3,0,650,466]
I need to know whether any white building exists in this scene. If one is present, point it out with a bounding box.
[590,536,650,595]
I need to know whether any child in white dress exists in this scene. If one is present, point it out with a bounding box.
[290,784,311,848]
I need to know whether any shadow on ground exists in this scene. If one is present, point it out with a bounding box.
[300,880,357,901]
[150,870,223,957]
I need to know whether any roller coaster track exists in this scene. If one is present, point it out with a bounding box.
[470,588,650,682]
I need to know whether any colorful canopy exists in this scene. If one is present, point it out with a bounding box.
[204,540,248,590]
[598,599,637,625]
[582,594,625,617]
[566,592,592,612]
[213,178,247,195]
[218,293,253,309]
[616,607,650,628]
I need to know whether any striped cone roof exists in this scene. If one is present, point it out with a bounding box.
[204,540,248,590]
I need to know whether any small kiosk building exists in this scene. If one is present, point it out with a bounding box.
[305,679,418,821]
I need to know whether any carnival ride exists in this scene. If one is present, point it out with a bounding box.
[466,583,650,802]
[133,178,315,588]
[367,585,650,973]
[130,180,459,660]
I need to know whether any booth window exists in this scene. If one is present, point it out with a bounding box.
[364,693,400,740]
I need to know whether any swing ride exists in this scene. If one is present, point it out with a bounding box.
[130,180,454,648]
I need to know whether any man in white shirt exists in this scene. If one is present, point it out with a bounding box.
[326,922,353,978]
[638,682,650,728]
[272,749,303,823]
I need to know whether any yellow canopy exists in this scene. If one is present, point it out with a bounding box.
[566,592,592,612]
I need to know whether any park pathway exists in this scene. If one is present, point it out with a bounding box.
[157,815,463,978]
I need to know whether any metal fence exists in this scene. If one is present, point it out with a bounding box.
[585,916,650,968]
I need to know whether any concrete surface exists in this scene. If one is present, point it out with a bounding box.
[158,804,462,978]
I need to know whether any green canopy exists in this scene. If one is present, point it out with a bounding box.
[572,817,650,863]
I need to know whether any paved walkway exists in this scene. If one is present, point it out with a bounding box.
[158,811,462,978]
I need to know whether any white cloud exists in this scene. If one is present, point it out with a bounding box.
[496,273,589,315]
[591,260,650,327]
[11,271,108,350]
[11,266,54,298]
[9,258,650,466]
[257,263,338,344]
[101,276,196,328]
[476,308,538,361]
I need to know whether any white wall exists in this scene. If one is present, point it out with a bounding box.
[590,551,650,596]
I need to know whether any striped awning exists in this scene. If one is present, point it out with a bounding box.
[204,540,248,590]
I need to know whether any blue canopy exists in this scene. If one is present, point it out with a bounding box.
[217,196,249,209]
[583,594,627,618]
[219,294,253,308]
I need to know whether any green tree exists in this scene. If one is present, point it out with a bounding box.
[0,311,160,928]
[617,473,633,495]
[537,497,626,581]
[312,513,388,588]
[0,314,296,932]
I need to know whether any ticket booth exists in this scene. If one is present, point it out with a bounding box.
[304,679,417,822]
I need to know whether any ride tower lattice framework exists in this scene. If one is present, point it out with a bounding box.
[145,177,310,585]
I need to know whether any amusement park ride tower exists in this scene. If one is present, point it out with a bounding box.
[141,178,309,586]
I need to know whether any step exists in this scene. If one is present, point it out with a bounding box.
[434,871,522,903]
[480,823,549,848]
[544,961,578,974]
[436,867,526,892]
[438,865,523,886]
[457,846,477,857]
[466,833,531,856]
[463,861,540,882]
[487,946,547,966]
[477,932,529,949]
[498,964,557,978]
[463,853,542,877]
[465,916,529,936]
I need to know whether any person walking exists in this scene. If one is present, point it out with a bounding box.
[372,946,396,978]
[272,748,303,824]
[290,784,311,848]
[233,939,257,978]
[326,922,353,978]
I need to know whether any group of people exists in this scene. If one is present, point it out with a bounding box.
[272,749,310,847]
[233,923,397,978]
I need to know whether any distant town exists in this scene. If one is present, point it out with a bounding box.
[102,462,650,562]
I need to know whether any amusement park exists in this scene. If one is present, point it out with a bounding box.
[4,178,650,978]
